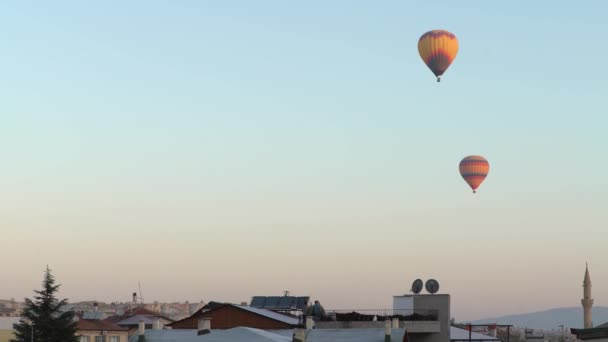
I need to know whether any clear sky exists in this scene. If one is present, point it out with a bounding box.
[1,1,607,321]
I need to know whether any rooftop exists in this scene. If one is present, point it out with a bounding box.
[77,319,128,332]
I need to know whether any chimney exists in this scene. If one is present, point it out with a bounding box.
[197,317,211,335]
[293,329,306,342]
[392,317,400,329]
[138,320,145,336]
[305,316,314,330]
[384,319,392,342]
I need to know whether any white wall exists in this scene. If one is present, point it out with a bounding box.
[393,296,413,312]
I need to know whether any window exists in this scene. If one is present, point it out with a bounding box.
[79,337,90,342]
[109,337,120,342]
[94,337,105,342]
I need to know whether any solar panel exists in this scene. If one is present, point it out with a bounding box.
[250,296,310,310]
[278,296,293,308]
[250,297,267,308]
[264,297,280,308]
[82,311,105,320]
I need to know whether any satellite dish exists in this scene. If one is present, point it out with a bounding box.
[425,279,439,294]
[411,279,423,294]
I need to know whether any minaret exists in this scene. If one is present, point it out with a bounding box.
[582,263,593,328]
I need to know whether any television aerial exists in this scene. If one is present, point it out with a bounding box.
[425,279,440,294]
[411,279,423,294]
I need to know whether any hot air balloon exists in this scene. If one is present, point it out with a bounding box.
[459,155,489,193]
[418,30,459,82]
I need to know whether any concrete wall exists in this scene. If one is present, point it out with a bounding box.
[316,321,385,329]
[393,296,414,312]
[408,295,450,342]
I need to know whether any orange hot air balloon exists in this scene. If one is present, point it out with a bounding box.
[459,155,489,193]
[418,30,459,82]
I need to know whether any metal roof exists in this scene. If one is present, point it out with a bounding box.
[128,327,290,342]
[115,314,173,326]
[234,305,300,326]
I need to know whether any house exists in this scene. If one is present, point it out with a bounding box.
[76,319,129,342]
[571,322,608,342]
[104,307,174,336]
[168,303,301,330]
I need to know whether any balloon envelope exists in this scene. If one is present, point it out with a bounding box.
[418,30,459,82]
[459,155,489,193]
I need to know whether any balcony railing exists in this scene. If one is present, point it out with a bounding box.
[311,309,438,322]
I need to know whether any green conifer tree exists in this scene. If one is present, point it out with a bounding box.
[11,266,78,342]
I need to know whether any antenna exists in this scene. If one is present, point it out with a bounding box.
[411,279,423,294]
[139,281,144,305]
[425,279,440,294]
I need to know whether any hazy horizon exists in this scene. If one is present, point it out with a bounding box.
[1,1,606,322]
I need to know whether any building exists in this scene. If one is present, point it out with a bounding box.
[524,329,545,342]
[571,322,608,342]
[168,303,301,330]
[0,300,21,317]
[104,307,174,336]
[129,327,292,342]
[583,263,594,329]
[0,317,20,342]
[76,319,129,342]
[134,317,415,342]
[570,263,606,342]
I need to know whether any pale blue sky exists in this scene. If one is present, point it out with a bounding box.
[1,1,607,321]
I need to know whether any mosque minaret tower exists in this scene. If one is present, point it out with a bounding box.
[582,263,594,328]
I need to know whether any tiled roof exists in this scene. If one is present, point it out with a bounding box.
[105,306,174,324]
[77,319,128,332]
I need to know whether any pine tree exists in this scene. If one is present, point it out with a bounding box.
[11,266,78,342]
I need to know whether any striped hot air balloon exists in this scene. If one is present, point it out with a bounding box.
[459,155,489,193]
[418,30,459,82]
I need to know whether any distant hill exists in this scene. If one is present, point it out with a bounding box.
[472,307,608,330]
